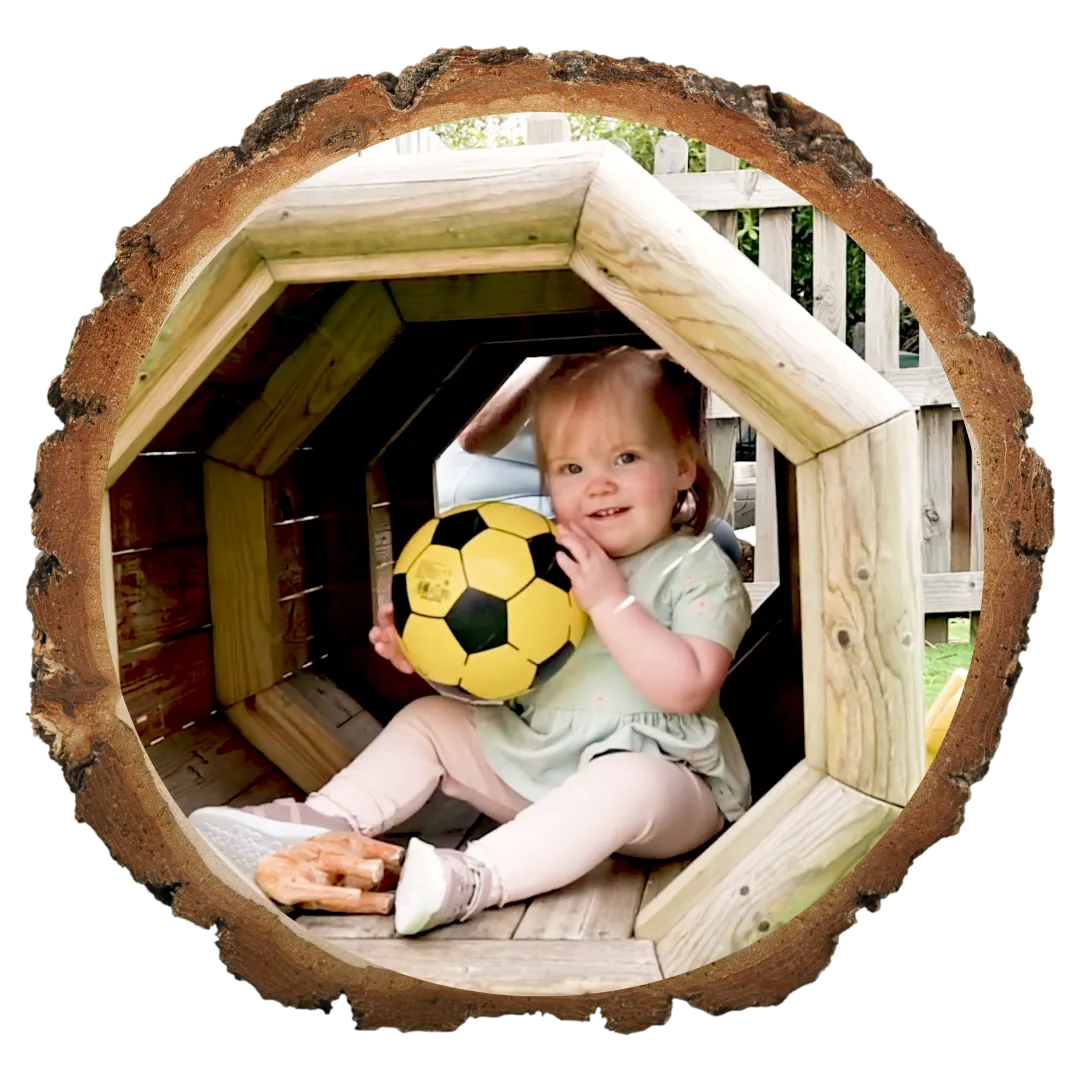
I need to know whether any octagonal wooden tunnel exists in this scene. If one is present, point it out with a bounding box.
[102,140,924,995]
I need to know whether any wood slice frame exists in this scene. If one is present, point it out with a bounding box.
[27,48,1054,1033]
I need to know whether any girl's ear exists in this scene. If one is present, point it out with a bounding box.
[675,438,698,487]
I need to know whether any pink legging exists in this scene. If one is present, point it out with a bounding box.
[305,695,724,907]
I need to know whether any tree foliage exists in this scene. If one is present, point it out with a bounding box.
[431,114,920,355]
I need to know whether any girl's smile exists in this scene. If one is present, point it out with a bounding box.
[540,398,696,558]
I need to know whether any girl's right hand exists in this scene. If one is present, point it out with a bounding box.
[368,603,415,674]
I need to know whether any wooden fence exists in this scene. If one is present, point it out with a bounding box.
[371,114,983,642]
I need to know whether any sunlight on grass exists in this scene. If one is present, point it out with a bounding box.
[924,618,976,710]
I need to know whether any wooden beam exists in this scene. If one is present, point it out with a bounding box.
[637,764,899,979]
[572,143,909,464]
[635,760,822,945]
[919,406,954,574]
[240,142,601,263]
[923,571,983,613]
[204,461,282,706]
[753,207,791,584]
[224,673,381,793]
[302,938,663,996]
[99,497,119,679]
[702,143,739,245]
[705,418,738,523]
[864,257,900,372]
[967,419,984,571]
[109,259,284,485]
[209,282,402,476]
[267,243,574,284]
[797,412,925,805]
[883,365,959,408]
[386,270,609,323]
[812,207,847,341]
[654,168,810,211]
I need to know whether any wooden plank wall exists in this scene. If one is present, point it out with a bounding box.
[108,451,304,813]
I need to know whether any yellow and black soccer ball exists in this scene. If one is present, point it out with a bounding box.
[392,501,588,703]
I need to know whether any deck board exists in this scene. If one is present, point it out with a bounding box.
[315,938,664,995]
[511,855,647,940]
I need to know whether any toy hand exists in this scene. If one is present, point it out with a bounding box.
[554,522,630,614]
[254,832,405,913]
[368,602,415,674]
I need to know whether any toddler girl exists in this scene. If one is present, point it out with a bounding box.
[190,346,753,936]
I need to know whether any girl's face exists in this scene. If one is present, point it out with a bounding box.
[540,391,697,558]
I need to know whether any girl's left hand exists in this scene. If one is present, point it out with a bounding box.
[555,522,629,615]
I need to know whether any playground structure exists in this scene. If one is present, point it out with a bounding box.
[102,114,933,994]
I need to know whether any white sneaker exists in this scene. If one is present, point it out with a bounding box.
[188,799,352,881]
[393,837,498,936]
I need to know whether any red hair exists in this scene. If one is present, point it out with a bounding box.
[530,346,723,535]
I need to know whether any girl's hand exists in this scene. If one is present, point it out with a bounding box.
[368,603,415,674]
[555,522,630,615]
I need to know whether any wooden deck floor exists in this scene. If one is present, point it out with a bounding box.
[151,721,705,994]
[295,795,697,995]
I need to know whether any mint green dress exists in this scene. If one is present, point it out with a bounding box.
[471,527,754,823]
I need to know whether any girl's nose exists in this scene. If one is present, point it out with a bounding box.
[586,471,617,495]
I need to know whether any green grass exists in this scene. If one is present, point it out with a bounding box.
[923,618,975,711]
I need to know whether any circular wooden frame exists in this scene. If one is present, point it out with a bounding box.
[27,48,1054,1031]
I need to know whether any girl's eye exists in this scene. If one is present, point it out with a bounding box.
[616,452,638,465]
[560,463,582,475]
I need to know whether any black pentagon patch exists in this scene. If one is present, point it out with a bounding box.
[432,509,488,551]
[528,532,572,593]
[391,573,412,637]
[445,587,508,654]
[533,639,576,687]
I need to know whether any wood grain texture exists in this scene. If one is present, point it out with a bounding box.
[109,454,205,550]
[225,678,360,793]
[268,243,574,284]
[269,449,328,522]
[30,53,1052,1033]
[573,143,909,463]
[752,206,791,584]
[812,208,847,340]
[147,715,282,815]
[99,500,119,678]
[113,543,209,652]
[636,761,824,945]
[951,420,972,572]
[798,414,925,803]
[919,406,955,575]
[109,261,284,484]
[387,269,609,323]
[655,167,809,210]
[649,772,899,979]
[511,856,647,941]
[203,461,282,706]
[209,282,402,475]
[120,630,215,744]
[305,938,664,996]
[882,366,959,408]
[864,257,900,372]
[242,142,601,262]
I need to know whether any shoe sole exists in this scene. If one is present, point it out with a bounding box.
[393,837,445,936]
[188,806,331,881]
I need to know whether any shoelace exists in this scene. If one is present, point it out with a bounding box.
[457,857,488,922]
